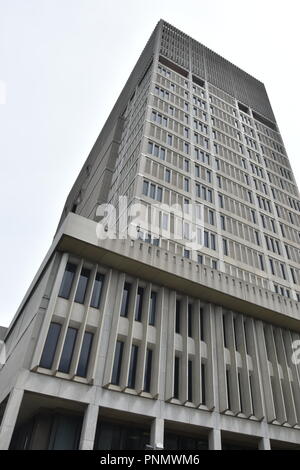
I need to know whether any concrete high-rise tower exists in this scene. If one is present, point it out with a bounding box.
[1,20,300,450]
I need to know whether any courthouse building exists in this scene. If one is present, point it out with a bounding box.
[1,20,300,450]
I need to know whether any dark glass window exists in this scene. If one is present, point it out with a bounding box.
[135,287,144,322]
[164,431,208,450]
[90,273,104,308]
[144,349,152,393]
[76,332,94,377]
[74,268,90,304]
[188,360,193,402]
[40,322,61,369]
[226,369,231,410]
[200,308,205,341]
[120,283,131,317]
[112,340,124,385]
[188,304,193,338]
[223,314,227,347]
[201,363,206,405]
[174,356,180,399]
[58,327,78,373]
[58,263,76,299]
[94,421,150,450]
[128,345,139,389]
[175,300,181,334]
[149,291,157,326]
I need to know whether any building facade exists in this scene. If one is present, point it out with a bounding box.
[1,20,300,450]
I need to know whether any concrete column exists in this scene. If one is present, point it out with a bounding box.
[0,388,24,450]
[208,428,222,450]
[150,418,164,450]
[79,404,99,450]
[258,437,271,450]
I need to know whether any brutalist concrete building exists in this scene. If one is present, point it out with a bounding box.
[1,20,300,450]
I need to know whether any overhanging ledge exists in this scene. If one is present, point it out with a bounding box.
[55,214,300,332]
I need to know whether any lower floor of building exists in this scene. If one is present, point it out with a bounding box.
[1,389,300,450]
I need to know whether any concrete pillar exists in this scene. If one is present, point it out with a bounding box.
[258,437,271,450]
[0,388,24,450]
[208,428,222,450]
[150,418,164,450]
[79,404,99,450]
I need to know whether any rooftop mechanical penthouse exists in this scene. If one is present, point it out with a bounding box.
[1,20,300,450]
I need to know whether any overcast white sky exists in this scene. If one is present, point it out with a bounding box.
[0,0,299,327]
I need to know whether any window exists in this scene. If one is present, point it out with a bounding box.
[220,215,226,230]
[40,322,61,369]
[204,231,209,248]
[112,341,124,385]
[212,260,217,270]
[144,349,153,393]
[259,254,265,271]
[188,360,193,402]
[58,263,76,299]
[184,249,190,258]
[175,300,181,333]
[128,345,139,389]
[90,273,104,309]
[188,304,193,338]
[135,287,144,322]
[174,357,180,399]
[121,283,131,317]
[77,332,94,377]
[184,178,189,192]
[223,315,227,347]
[200,308,204,341]
[209,210,214,225]
[223,239,228,256]
[74,268,90,304]
[58,327,78,374]
[280,263,286,280]
[143,180,149,196]
[218,194,224,208]
[149,291,157,326]
[165,169,171,183]
[201,363,206,405]
[156,186,163,202]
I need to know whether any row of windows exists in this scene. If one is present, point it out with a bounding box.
[120,282,157,325]
[40,322,93,378]
[59,263,104,308]
[112,340,153,392]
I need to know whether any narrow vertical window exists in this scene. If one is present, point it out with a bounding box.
[90,273,104,308]
[200,308,205,341]
[149,291,157,326]
[144,349,153,393]
[75,268,90,304]
[188,304,193,338]
[128,345,139,389]
[121,283,131,317]
[58,327,78,373]
[76,332,94,377]
[135,287,144,322]
[175,300,181,334]
[188,360,193,402]
[40,322,61,369]
[201,363,206,405]
[174,356,180,399]
[223,314,227,347]
[226,369,231,410]
[58,263,76,299]
[112,340,124,385]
